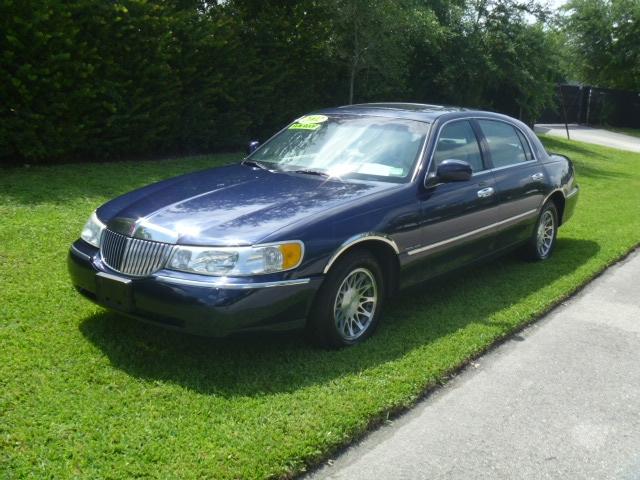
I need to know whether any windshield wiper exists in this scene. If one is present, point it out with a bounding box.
[242,159,270,171]
[289,168,330,178]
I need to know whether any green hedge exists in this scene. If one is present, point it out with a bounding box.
[0,0,563,165]
[0,1,337,164]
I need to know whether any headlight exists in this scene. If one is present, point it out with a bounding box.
[80,211,106,248]
[167,241,304,276]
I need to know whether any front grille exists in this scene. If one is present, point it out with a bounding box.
[100,229,174,277]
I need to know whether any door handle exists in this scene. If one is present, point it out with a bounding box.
[477,187,495,198]
[531,172,544,181]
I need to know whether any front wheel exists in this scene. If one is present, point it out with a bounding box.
[523,201,558,261]
[306,250,384,348]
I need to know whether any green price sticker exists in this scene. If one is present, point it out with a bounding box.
[297,114,328,124]
[289,123,321,130]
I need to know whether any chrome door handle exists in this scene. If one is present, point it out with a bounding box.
[477,187,495,198]
[531,172,544,181]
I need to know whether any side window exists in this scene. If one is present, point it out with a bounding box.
[477,120,528,168]
[432,121,484,173]
[515,129,534,161]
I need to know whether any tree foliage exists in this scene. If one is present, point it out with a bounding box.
[562,0,640,91]
[409,0,563,123]
[1,0,569,165]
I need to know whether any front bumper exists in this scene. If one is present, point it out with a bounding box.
[68,240,323,336]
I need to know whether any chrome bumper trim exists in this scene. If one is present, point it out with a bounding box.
[70,244,92,261]
[567,186,579,199]
[154,275,312,289]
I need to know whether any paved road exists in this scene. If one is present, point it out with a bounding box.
[535,124,640,152]
[307,250,640,480]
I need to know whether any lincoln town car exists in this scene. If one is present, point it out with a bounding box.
[68,104,579,347]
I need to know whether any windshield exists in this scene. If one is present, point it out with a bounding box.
[248,114,430,182]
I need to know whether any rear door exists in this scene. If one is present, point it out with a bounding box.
[403,119,501,285]
[474,119,546,249]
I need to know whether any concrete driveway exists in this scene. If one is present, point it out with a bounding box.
[535,124,640,152]
[307,250,640,480]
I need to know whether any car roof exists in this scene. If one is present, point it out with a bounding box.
[316,102,480,123]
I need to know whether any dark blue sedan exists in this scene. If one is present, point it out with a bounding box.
[68,103,579,347]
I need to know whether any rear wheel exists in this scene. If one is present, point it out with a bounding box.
[306,250,384,348]
[523,201,558,261]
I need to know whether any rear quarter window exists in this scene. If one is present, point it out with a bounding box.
[515,129,534,161]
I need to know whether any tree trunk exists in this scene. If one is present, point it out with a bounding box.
[349,16,359,105]
[349,63,356,104]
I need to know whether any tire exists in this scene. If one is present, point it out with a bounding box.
[523,201,558,261]
[306,249,385,348]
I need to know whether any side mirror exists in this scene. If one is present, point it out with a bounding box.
[247,140,260,155]
[434,159,472,183]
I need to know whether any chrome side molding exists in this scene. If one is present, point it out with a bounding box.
[407,209,538,256]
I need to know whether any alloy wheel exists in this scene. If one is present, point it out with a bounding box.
[536,209,555,257]
[333,267,378,341]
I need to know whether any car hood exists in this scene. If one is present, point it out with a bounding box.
[97,164,395,245]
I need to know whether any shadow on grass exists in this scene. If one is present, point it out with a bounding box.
[80,238,600,398]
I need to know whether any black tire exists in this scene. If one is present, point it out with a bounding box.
[523,201,558,261]
[306,249,385,348]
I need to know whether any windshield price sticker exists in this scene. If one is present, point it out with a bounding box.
[289,122,322,130]
[297,114,328,124]
[288,114,328,130]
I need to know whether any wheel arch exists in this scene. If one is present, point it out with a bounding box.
[544,190,566,226]
[323,233,401,297]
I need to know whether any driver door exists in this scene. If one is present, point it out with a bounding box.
[405,120,502,284]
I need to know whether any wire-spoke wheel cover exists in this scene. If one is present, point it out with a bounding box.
[536,209,555,257]
[333,267,378,341]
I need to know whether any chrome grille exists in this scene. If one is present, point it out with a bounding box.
[100,229,174,277]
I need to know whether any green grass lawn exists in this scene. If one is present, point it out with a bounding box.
[1,137,639,479]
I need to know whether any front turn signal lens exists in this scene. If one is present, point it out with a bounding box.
[279,243,303,269]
